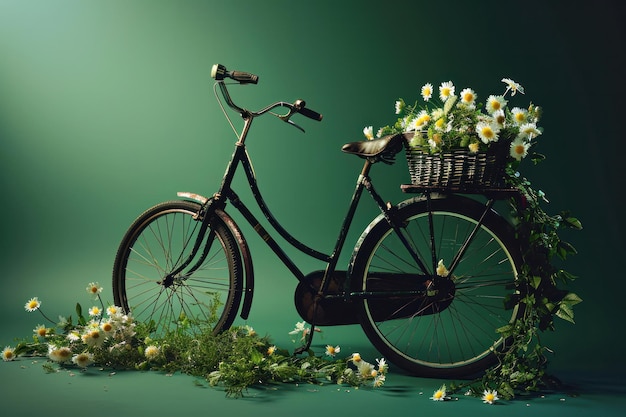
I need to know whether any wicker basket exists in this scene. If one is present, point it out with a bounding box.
[404,133,509,189]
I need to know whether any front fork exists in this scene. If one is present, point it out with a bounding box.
[165,191,255,320]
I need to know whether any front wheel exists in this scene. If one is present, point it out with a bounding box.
[112,200,243,338]
[351,195,523,378]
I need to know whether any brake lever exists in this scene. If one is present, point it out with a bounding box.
[277,106,305,133]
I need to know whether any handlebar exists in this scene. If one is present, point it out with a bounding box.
[210,64,323,127]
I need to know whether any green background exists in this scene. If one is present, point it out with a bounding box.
[1,0,624,415]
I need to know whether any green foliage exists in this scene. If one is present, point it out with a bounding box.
[450,158,582,400]
[7,290,387,398]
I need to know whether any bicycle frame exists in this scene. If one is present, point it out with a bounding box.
[178,120,393,292]
[164,80,517,337]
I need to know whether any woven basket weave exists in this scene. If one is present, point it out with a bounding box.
[404,133,509,189]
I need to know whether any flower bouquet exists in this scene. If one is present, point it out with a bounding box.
[366,78,542,188]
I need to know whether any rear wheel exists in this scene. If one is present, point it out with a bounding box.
[112,200,243,337]
[351,195,522,378]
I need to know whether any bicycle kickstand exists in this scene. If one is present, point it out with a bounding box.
[293,300,321,355]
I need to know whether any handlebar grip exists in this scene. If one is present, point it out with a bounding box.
[294,99,323,121]
[211,64,259,84]
[230,70,259,84]
[298,106,323,121]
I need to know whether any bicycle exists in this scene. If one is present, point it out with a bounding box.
[112,64,524,378]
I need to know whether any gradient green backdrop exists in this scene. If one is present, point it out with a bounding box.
[1,0,624,411]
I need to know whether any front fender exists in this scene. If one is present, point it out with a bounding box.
[177,191,254,320]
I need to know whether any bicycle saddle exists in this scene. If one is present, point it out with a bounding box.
[341,133,405,164]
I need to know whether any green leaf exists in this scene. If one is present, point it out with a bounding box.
[564,217,582,230]
[561,292,583,306]
[76,302,86,326]
[555,303,575,323]
[554,269,577,283]
[530,275,542,289]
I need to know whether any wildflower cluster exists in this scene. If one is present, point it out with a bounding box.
[4,283,145,370]
[365,78,542,161]
[4,286,389,398]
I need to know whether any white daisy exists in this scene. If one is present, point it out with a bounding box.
[88,306,102,318]
[436,259,449,277]
[2,346,16,362]
[476,121,500,144]
[376,357,388,373]
[33,324,50,338]
[431,384,448,401]
[502,78,524,96]
[289,321,307,335]
[363,125,374,140]
[485,95,508,114]
[493,109,506,127]
[72,352,94,368]
[100,320,115,335]
[24,297,41,312]
[460,87,477,106]
[351,352,362,364]
[482,389,499,404]
[439,81,455,102]
[145,345,161,360]
[48,345,72,363]
[373,374,386,387]
[325,345,341,357]
[81,329,105,347]
[86,282,103,298]
[511,107,528,125]
[518,122,542,140]
[510,138,530,161]
[421,83,433,101]
[395,99,405,114]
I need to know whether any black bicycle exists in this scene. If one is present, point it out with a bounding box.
[112,64,524,378]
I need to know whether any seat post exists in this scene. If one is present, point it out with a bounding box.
[360,159,372,177]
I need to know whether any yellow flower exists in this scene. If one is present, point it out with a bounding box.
[24,297,41,312]
[267,345,276,356]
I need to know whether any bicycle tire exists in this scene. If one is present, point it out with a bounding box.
[112,200,243,338]
[350,195,523,378]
